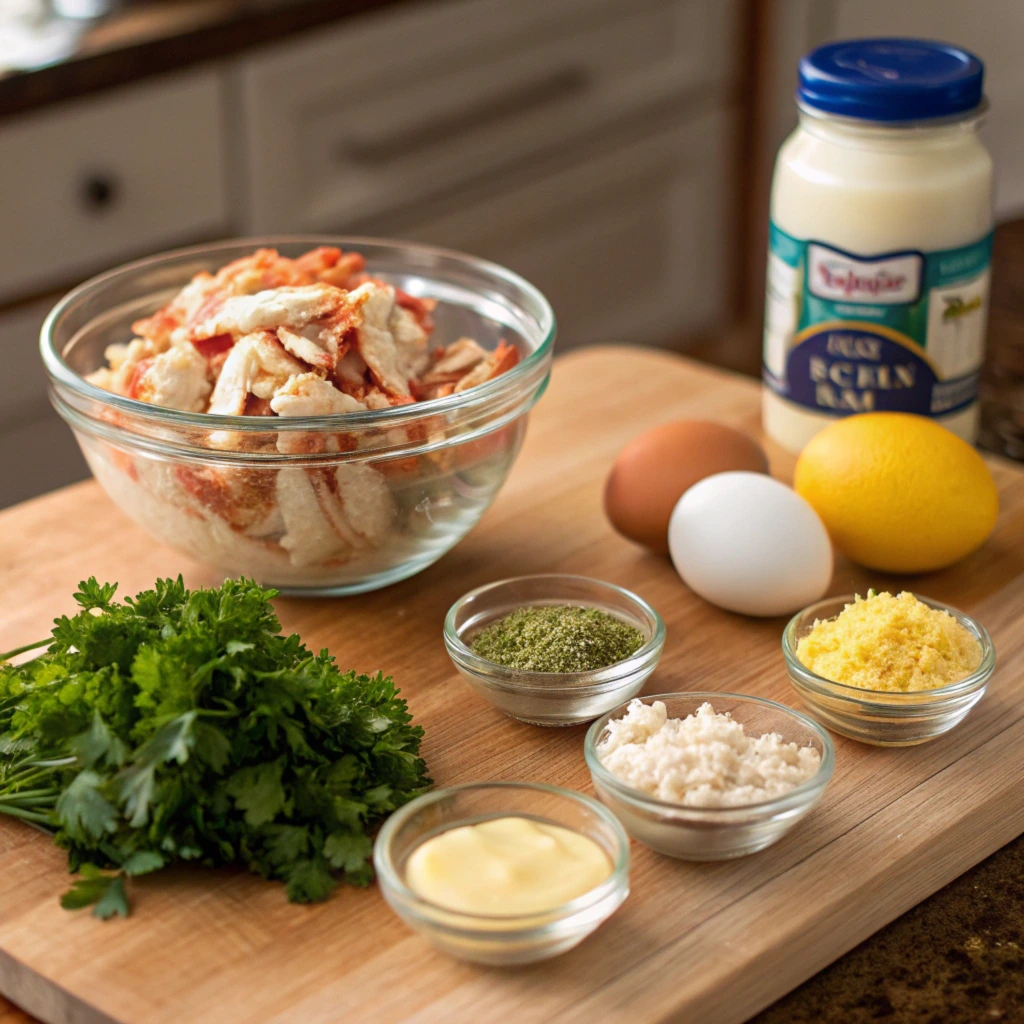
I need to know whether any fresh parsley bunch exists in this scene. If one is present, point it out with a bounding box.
[0,576,429,917]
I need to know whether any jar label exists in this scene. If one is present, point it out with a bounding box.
[762,224,992,418]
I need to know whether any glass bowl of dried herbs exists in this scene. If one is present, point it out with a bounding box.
[444,574,665,726]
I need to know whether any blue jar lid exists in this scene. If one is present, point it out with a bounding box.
[798,38,984,122]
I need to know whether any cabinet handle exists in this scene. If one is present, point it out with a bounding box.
[341,67,591,166]
[80,172,120,213]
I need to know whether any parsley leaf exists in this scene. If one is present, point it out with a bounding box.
[56,770,118,841]
[60,864,130,919]
[323,832,373,878]
[284,858,337,904]
[225,760,289,827]
[92,874,131,920]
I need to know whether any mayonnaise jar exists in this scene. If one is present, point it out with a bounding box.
[762,39,993,453]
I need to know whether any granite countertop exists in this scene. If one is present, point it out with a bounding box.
[755,834,1024,1022]
[0,0,417,118]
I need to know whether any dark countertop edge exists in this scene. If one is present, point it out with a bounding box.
[0,0,421,120]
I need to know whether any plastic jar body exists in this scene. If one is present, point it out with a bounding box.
[763,109,993,453]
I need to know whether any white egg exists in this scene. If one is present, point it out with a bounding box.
[668,471,832,617]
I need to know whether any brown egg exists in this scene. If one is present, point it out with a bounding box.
[604,420,769,554]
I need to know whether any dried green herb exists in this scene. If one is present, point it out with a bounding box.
[470,605,645,674]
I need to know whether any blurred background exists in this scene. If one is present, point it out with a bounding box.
[1,0,1022,508]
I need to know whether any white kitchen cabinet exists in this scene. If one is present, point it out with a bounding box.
[233,0,740,350]
[0,297,55,423]
[0,68,229,304]
[235,0,739,234]
[368,109,734,350]
[1,406,88,510]
[0,297,89,508]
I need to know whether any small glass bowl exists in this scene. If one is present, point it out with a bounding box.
[584,693,834,860]
[444,574,665,727]
[783,594,996,747]
[373,781,630,965]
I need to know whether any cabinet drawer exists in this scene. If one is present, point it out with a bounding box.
[0,298,90,507]
[0,69,228,303]
[0,297,58,425]
[237,0,738,232]
[367,109,734,350]
[0,407,88,510]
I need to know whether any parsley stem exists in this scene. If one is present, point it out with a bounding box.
[0,639,49,663]
[0,787,59,801]
[5,764,70,785]
[1,795,55,808]
[0,803,53,824]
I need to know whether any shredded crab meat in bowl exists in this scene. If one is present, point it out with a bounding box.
[87,246,518,413]
[81,246,523,578]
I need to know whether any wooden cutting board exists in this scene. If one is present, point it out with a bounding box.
[2,347,1023,1024]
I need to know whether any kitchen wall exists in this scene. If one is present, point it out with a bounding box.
[758,0,1024,221]
[745,0,1024,322]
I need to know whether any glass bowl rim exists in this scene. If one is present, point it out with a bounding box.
[443,574,666,692]
[372,780,631,923]
[40,234,557,434]
[584,690,836,815]
[782,592,996,703]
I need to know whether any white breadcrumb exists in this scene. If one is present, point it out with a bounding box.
[597,700,821,808]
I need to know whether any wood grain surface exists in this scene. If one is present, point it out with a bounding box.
[1,347,1023,1024]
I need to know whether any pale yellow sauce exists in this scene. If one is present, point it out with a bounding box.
[404,816,612,915]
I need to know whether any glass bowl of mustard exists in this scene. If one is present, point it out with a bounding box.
[782,593,996,747]
[373,781,630,965]
[444,574,666,727]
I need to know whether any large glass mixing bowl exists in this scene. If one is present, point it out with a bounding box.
[40,237,555,594]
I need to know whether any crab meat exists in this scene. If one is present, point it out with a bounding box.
[175,465,283,536]
[349,281,428,397]
[193,284,365,375]
[454,340,519,392]
[87,336,172,397]
[276,462,395,566]
[419,337,489,384]
[271,374,369,456]
[207,331,307,416]
[132,254,265,347]
[86,367,114,390]
[84,246,527,574]
[296,246,367,288]
[270,373,367,417]
[390,304,430,380]
[192,285,339,336]
[129,343,212,411]
[274,470,342,565]
[332,464,395,546]
[333,348,368,391]
[276,327,336,370]
[132,248,367,348]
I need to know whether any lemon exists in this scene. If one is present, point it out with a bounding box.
[794,413,998,573]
